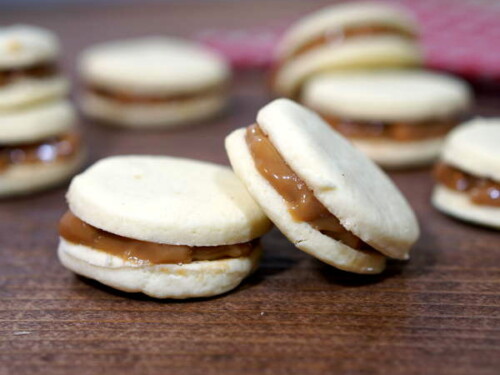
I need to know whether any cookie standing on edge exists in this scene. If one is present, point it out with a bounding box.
[226,99,419,274]
[79,37,231,128]
[303,71,472,168]
[271,2,422,98]
[433,119,500,228]
[0,100,85,197]
[0,25,68,109]
[57,156,272,299]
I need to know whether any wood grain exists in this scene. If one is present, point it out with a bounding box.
[1,1,500,374]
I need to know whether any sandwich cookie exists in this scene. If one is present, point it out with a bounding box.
[432,119,500,229]
[79,37,231,128]
[226,99,419,274]
[0,100,84,197]
[0,25,68,109]
[303,71,472,168]
[58,156,271,299]
[272,2,422,98]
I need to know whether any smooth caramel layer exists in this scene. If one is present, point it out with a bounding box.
[89,84,224,104]
[0,132,81,173]
[0,63,57,86]
[245,124,376,251]
[59,211,256,265]
[322,114,458,141]
[288,25,415,60]
[434,162,500,207]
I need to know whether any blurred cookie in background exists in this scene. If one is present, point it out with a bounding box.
[432,119,500,229]
[0,25,84,197]
[0,25,68,110]
[271,2,422,98]
[303,70,472,168]
[0,100,85,197]
[79,37,231,128]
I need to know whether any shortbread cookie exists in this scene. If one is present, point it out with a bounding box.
[79,37,231,128]
[0,100,84,197]
[432,118,500,228]
[58,156,272,298]
[271,2,422,97]
[0,25,68,109]
[226,99,419,274]
[303,70,472,168]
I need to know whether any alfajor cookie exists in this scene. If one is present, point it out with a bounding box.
[432,119,500,229]
[303,70,472,168]
[272,2,422,98]
[0,25,68,109]
[79,37,231,128]
[0,100,85,197]
[226,99,419,274]
[57,156,272,299]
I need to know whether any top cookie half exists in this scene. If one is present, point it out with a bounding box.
[67,155,271,247]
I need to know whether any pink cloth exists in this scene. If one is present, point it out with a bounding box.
[195,0,500,80]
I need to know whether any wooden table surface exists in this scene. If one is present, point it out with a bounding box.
[1,1,500,374]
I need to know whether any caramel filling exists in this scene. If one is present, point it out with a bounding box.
[321,115,458,142]
[0,63,57,86]
[245,124,376,252]
[59,211,256,265]
[434,162,500,207]
[0,132,81,173]
[89,84,225,104]
[288,24,415,60]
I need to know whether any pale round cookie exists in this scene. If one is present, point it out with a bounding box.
[0,149,85,198]
[60,155,270,299]
[79,37,230,127]
[58,239,261,299]
[0,76,69,110]
[274,37,422,98]
[303,71,472,122]
[442,118,500,182]
[67,156,271,246]
[79,89,226,128]
[226,99,419,273]
[0,25,59,69]
[432,186,500,229]
[0,100,75,145]
[80,37,230,96]
[432,119,500,228]
[351,137,444,169]
[277,2,418,60]
[226,128,386,274]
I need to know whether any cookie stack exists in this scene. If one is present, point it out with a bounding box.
[272,2,473,168]
[0,25,84,197]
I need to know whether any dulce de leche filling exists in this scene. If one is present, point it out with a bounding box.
[246,124,376,252]
[434,162,500,207]
[321,114,458,142]
[0,132,81,173]
[59,211,256,265]
[288,24,416,60]
[89,84,224,105]
[0,62,57,86]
